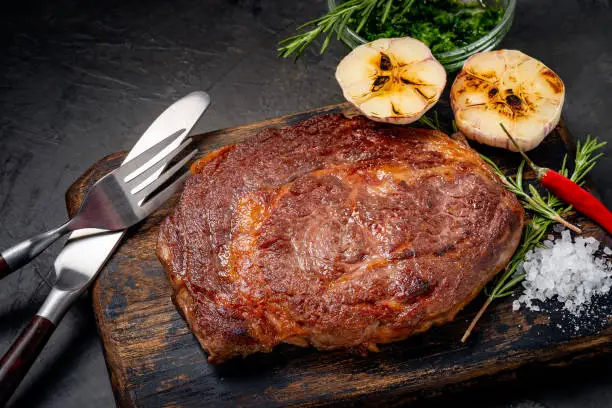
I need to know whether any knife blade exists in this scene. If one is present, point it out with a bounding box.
[41,90,209,323]
[0,91,210,406]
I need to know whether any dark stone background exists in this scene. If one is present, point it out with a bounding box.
[1,0,612,406]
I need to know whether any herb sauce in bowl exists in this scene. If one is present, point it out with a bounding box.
[355,0,503,54]
[330,0,516,71]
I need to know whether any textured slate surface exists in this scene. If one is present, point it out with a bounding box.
[1,0,612,407]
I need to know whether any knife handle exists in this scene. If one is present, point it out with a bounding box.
[0,315,56,406]
[0,255,10,280]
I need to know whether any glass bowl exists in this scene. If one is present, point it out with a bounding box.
[327,0,516,72]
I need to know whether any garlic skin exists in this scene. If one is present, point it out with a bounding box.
[335,37,446,124]
[451,50,565,152]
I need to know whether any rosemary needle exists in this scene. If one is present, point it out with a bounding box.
[278,0,389,59]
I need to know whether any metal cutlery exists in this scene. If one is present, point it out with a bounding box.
[0,91,210,406]
[0,131,195,279]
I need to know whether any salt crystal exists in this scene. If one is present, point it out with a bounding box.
[561,229,572,242]
[553,223,566,233]
[514,229,612,315]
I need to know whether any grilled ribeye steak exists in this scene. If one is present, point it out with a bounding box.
[157,114,524,363]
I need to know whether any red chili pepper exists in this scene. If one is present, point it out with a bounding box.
[500,124,612,235]
[541,169,612,235]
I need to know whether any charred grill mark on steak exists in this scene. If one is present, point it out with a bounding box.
[434,244,455,256]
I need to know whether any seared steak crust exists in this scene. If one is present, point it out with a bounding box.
[157,114,524,363]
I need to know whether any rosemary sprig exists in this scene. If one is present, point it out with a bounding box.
[394,0,415,22]
[278,0,393,59]
[418,111,446,134]
[479,156,580,232]
[461,135,606,342]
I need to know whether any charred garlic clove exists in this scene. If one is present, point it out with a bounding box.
[451,49,565,151]
[335,37,446,124]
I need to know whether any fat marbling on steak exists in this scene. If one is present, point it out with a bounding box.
[157,114,524,363]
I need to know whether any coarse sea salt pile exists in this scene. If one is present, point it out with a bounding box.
[513,229,612,315]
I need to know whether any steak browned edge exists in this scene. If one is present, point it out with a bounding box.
[157,114,524,363]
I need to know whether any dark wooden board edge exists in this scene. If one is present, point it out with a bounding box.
[65,105,612,407]
[348,342,612,407]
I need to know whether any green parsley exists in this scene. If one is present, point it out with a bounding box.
[278,0,503,59]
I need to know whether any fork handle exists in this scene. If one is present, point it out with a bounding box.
[0,315,56,406]
[0,221,72,279]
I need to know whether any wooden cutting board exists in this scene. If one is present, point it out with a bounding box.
[66,103,612,407]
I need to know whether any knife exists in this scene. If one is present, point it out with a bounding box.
[0,91,210,406]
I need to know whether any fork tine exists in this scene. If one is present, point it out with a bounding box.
[116,128,186,180]
[126,138,192,190]
[134,149,197,203]
[138,171,190,216]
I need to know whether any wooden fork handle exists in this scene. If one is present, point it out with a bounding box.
[0,255,10,280]
[0,315,56,406]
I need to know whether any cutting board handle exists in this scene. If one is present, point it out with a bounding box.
[0,315,56,406]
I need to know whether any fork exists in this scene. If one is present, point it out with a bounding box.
[0,131,196,279]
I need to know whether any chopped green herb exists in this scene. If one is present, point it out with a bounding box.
[355,0,503,54]
[278,0,503,59]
